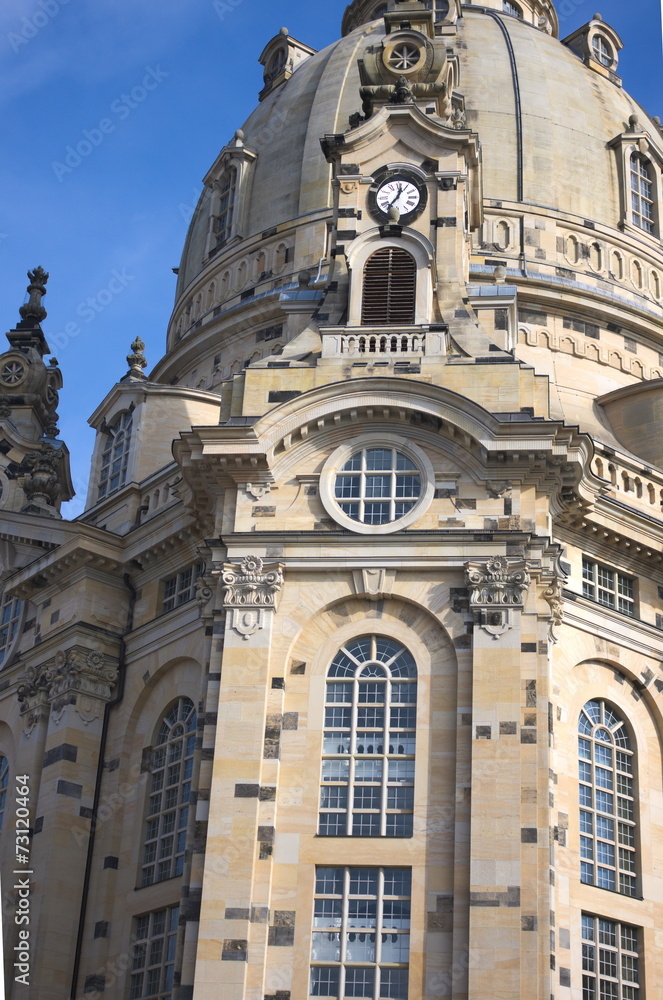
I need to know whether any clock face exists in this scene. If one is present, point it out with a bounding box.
[376,179,421,217]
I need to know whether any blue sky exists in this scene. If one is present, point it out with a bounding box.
[0,0,661,517]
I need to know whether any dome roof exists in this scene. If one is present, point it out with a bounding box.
[174,5,658,308]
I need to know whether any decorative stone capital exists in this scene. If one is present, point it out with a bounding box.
[17,647,118,724]
[221,555,284,610]
[466,557,530,608]
[465,557,531,640]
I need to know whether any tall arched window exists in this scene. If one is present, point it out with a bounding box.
[361,248,416,326]
[578,699,637,896]
[98,410,132,500]
[630,154,655,233]
[0,756,8,831]
[215,167,237,247]
[319,636,417,838]
[141,697,196,888]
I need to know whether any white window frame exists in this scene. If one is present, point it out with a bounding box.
[582,558,635,617]
[319,636,417,839]
[578,699,637,897]
[98,410,132,500]
[310,866,411,1000]
[319,435,435,535]
[581,913,641,1000]
[130,904,180,1000]
[162,565,201,614]
[630,154,656,234]
[141,698,196,888]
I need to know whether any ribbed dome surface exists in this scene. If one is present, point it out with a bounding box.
[175,9,654,302]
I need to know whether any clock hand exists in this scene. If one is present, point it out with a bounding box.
[388,184,403,208]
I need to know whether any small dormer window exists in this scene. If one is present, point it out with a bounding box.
[503,1,522,18]
[630,154,655,233]
[98,410,132,500]
[592,34,613,67]
[215,167,237,248]
[265,47,287,85]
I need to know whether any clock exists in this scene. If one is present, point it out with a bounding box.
[367,169,428,225]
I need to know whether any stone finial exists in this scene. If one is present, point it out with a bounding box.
[126,336,148,379]
[20,443,62,514]
[298,270,311,288]
[19,266,49,323]
[627,114,639,132]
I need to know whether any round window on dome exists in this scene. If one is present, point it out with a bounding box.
[319,437,436,535]
[592,35,613,67]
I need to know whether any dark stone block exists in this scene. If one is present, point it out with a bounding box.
[427,910,453,931]
[259,786,277,801]
[522,915,537,931]
[222,940,248,961]
[271,678,285,689]
[559,928,570,949]
[475,725,491,739]
[500,722,517,735]
[94,921,110,939]
[559,968,571,987]
[524,713,537,727]
[521,643,537,653]
[460,713,472,726]
[454,634,472,649]
[259,843,273,860]
[268,926,295,946]
[526,680,537,707]
[225,908,250,921]
[521,828,538,843]
[57,779,82,799]
[251,906,270,923]
[268,391,301,403]
[103,856,119,870]
[43,742,78,768]
[274,910,296,927]
[235,783,260,798]
[84,974,105,993]
[34,816,44,834]
[282,712,299,731]
[79,806,93,819]
[258,826,275,844]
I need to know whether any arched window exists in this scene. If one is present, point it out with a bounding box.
[361,248,416,326]
[98,410,132,500]
[496,220,510,249]
[503,0,522,17]
[1,593,22,667]
[319,636,417,838]
[578,699,637,896]
[589,242,603,271]
[630,154,655,233]
[0,756,8,831]
[215,167,237,247]
[592,35,613,67]
[141,697,196,888]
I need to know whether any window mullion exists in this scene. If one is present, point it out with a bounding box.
[349,678,359,836]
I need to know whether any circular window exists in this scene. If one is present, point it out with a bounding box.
[320,437,435,534]
[388,43,421,71]
[592,35,613,67]
[0,359,26,387]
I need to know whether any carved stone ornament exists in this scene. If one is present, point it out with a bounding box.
[543,577,564,643]
[352,567,396,601]
[230,608,269,641]
[485,480,513,499]
[465,557,531,640]
[222,555,284,613]
[245,483,271,501]
[17,647,118,723]
[19,266,49,323]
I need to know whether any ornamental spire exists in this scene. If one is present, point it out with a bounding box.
[19,266,49,324]
[124,336,148,381]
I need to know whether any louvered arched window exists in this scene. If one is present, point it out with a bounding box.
[319,636,417,838]
[578,699,637,896]
[361,248,417,326]
[141,697,197,888]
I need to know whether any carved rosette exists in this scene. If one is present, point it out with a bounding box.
[465,557,531,639]
[221,555,285,640]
